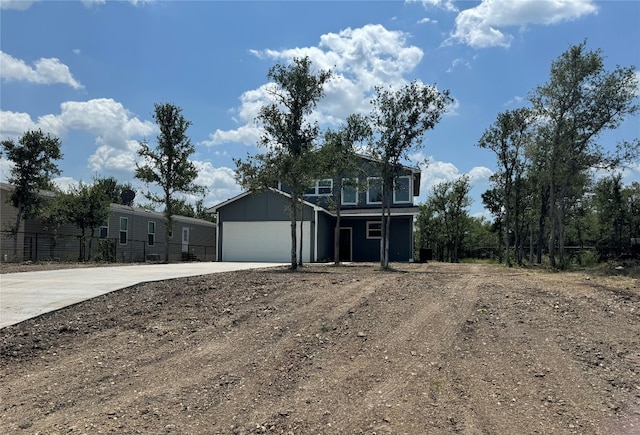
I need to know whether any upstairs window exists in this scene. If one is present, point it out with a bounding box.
[341,178,358,205]
[305,179,333,196]
[394,176,412,203]
[367,177,383,204]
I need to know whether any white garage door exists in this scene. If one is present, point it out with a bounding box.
[222,221,311,262]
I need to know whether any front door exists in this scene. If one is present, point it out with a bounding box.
[182,227,190,253]
[339,227,352,262]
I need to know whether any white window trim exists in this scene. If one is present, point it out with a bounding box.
[366,221,382,239]
[341,178,358,205]
[119,217,128,245]
[393,175,412,204]
[367,177,383,204]
[99,225,108,239]
[306,179,333,196]
[148,221,156,246]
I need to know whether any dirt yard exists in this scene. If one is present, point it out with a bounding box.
[1,262,639,434]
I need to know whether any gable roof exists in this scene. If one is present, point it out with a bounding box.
[208,187,329,214]
[109,203,216,227]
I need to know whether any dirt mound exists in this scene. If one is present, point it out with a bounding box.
[1,263,639,434]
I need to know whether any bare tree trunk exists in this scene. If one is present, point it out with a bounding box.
[384,206,391,267]
[334,208,341,265]
[88,228,95,261]
[299,202,304,267]
[529,219,534,264]
[380,182,391,269]
[164,217,172,263]
[290,193,298,270]
[505,207,511,267]
[12,203,24,262]
[380,211,386,268]
[79,228,86,262]
[558,197,567,269]
[548,175,558,268]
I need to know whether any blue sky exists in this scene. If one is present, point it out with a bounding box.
[1,0,638,217]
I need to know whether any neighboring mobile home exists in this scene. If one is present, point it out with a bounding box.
[209,155,420,263]
[0,182,216,263]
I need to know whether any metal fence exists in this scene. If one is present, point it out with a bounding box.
[1,231,216,263]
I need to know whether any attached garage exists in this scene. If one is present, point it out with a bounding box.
[211,189,327,263]
[221,221,311,262]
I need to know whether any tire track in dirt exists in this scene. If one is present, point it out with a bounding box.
[2,263,638,434]
[244,263,485,434]
[342,264,485,434]
[439,269,640,435]
[8,267,388,432]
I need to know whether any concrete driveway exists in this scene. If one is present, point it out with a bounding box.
[0,262,285,329]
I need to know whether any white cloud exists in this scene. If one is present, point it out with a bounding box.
[0,0,35,10]
[411,152,493,196]
[449,0,599,48]
[504,95,525,107]
[0,111,37,137]
[467,166,494,184]
[418,17,438,24]
[446,58,471,73]
[210,24,424,147]
[52,176,80,193]
[88,140,141,173]
[408,0,458,12]
[192,162,242,207]
[0,158,80,191]
[445,97,460,116]
[0,99,156,174]
[202,123,261,148]
[82,0,149,7]
[0,51,83,89]
[0,158,14,183]
[1,0,145,10]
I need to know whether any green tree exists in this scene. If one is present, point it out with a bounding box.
[415,201,440,260]
[418,176,472,263]
[481,183,506,263]
[477,108,533,266]
[234,56,332,270]
[93,176,135,206]
[592,174,627,259]
[59,181,111,261]
[529,41,639,269]
[318,114,371,264]
[135,103,206,262]
[369,81,452,268]
[626,182,640,243]
[464,215,499,260]
[170,197,216,223]
[1,130,63,261]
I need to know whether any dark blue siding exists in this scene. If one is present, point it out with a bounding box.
[340,216,414,262]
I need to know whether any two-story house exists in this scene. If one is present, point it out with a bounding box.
[209,155,420,263]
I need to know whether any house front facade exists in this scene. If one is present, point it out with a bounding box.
[210,155,421,263]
